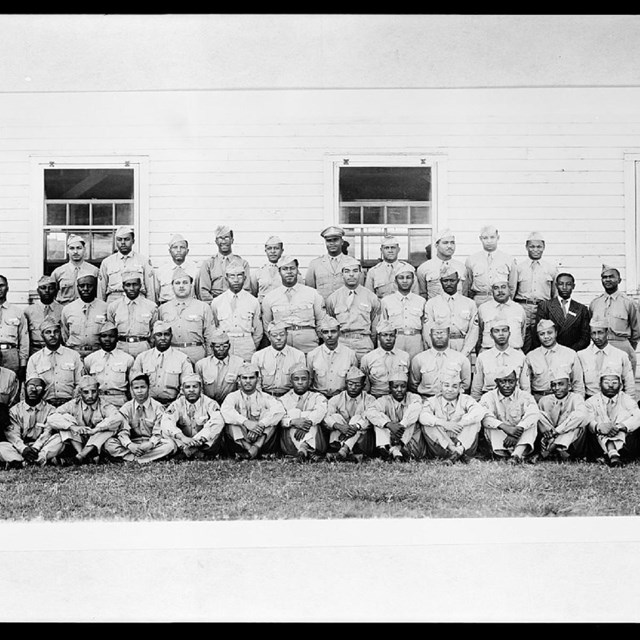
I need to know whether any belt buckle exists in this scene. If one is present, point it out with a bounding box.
[0,344,9,350]
[127,337,136,342]
[402,329,412,336]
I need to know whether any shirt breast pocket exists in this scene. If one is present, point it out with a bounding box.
[163,368,182,389]
[60,361,76,372]
[112,362,129,374]
[89,363,105,374]
[609,312,628,333]
[35,362,52,375]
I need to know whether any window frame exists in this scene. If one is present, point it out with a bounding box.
[29,155,149,289]
[323,153,448,269]
[624,153,640,293]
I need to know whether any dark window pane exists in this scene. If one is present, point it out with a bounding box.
[408,230,433,267]
[115,203,134,225]
[45,232,67,262]
[363,206,383,224]
[387,206,408,224]
[339,166,431,201]
[92,203,113,225]
[44,168,134,199]
[340,206,362,225]
[46,203,66,225]
[69,203,90,225]
[92,232,114,260]
[410,206,431,224]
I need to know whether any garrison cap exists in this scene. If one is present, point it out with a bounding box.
[37,275,56,286]
[440,264,459,279]
[277,255,298,268]
[121,270,142,283]
[78,375,99,390]
[490,316,510,330]
[549,365,571,382]
[209,328,230,344]
[215,225,232,238]
[320,226,345,238]
[181,372,203,386]
[39,316,61,333]
[441,363,463,383]
[267,321,288,334]
[536,319,556,333]
[601,264,620,276]
[171,267,193,283]
[224,259,246,275]
[387,371,409,384]
[490,273,509,286]
[288,362,311,377]
[479,224,498,235]
[97,321,118,335]
[435,228,455,243]
[430,319,451,332]
[66,234,86,246]
[25,375,46,387]
[494,365,516,381]
[394,262,414,276]
[239,362,260,376]
[345,366,366,381]
[265,235,283,246]
[376,319,397,335]
[341,256,361,270]
[169,233,188,247]
[115,225,135,238]
[590,317,609,330]
[76,272,97,283]
[600,366,621,380]
[380,235,399,246]
[526,231,545,243]
[152,320,172,334]
[318,316,340,331]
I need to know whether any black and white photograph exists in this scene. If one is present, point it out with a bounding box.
[1,13,640,623]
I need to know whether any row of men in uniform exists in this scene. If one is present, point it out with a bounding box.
[0,307,637,468]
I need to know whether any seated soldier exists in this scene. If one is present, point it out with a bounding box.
[195,329,245,405]
[479,365,541,463]
[584,367,640,467]
[0,375,56,468]
[161,372,226,460]
[537,365,590,461]
[220,362,286,460]
[104,373,176,464]
[278,363,328,461]
[359,318,411,399]
[419,364,487,462]
[45,374,124,465]
[323,366,376,462]
[365,371,427,461]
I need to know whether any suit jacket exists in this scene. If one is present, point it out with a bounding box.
[533,298,591,352]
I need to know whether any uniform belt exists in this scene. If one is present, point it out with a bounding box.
[533,389,553,396]
[340,331,370,339]
[102,390,125,396]
[226,332,251,338]
[449,333,464,339]
[399,329,420,336]
[119,336,149,343]
[286,325,312,331]
[515,297,540,305]
[173,342,203,348]
[0,343,17,350]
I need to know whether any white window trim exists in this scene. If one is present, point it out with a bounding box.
[29,155,149,290]
[624,153,640,293]
[323,153,449,245]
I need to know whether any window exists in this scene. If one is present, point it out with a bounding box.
[327,156,446,269]
[624,154,640,293]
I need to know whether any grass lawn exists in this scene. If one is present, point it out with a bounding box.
[3,455,640,521]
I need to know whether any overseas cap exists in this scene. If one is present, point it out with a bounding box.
[98,321,118,335]
[169,233,188,247]
[601,264,620,276]
[115,225,134,238]
[66,234,86,246]
[76,272,97,283]
[25,375,46,387]
[37,275,56,286]
[376,319,396,334]
[288,362,310,376]
[78,375,99,390]
[600,365,621,380]
[121,270,142,283]
[430,319,451,331]
[239,362,260,376]
[435,228,455,243]
[387,371,409,383]
[39,317,61,332]
[152,320,172,334]
[265,235,283,246]
[441,363,462,383]
[549,365,571,382]
[536,319,556,333]
[490,273,509,286]
[267,321,288,334]
[345,366,366,381]
[215,225,232,238]
[171,267,193,283]
[590,317,609,330]
[181,372,202,386]
[381,235,399,246]
[341,256,361,269]
[494,365,516,380]
[440,264,459,279]
[490,316,510,330]
[318,316,340,331]
[277,255,298,268]
[320,226,345,238]
[527,231,545,243]
[209,328,230,344]
[224,259,246,275]
[394,262,414,276]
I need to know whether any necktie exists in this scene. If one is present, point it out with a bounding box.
[275,351,284,384]
[544,348,553,365]
[595,349,605,373]
[605,296,613,313]
[83,303,89,317]
[231,294,238,313]
[606,397,616,419]
[135,403,145,427]
[44,304,52,317]
[346,290,355,309]
[23,407,36,436]
[561,299,568,317]
[285,288,293,302]
[487,252,493,267]
[448,296,456,315]
[531,260,538,292]
[445,401,455,421]
[187,402,196,421]
[296,393,307,410]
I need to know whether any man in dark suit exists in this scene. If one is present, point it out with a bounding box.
[533,272,591,351]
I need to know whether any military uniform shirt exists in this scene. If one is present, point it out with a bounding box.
[24,300,64,351]
[51,261,100,305]
[251,345,306,396]
[364,260,419,299]
[306,343,359,397]
[251,262,302,302]
[0,367,19,406]
[279,389,329,427]
[130,347,194,404]
[211,289,263,348]
[326,285,381,337]
[476,299,527,350]
[305,254,364,301]
[365,391,423,429]
[470,346,531,401]
[195,354,245,405]
[514,258,558,302]
[479,387,541,430]
[0,301,29,366]
[118,397,165,445]
[324,390,376,431]
[220,389,286,428]
[360,347,412,398]
[106,296,158,340]
[26,346,85,404]
[416,256,467,300]
[465,249,518,301]
[419,393,487,428]
[60,298,108,354]
[409,348,472,397]
[161,394,225,442]
[83,348,134,400]
[261,283,327,333]
[577,343,637,399]
[155,258,200,304]
[98,251,157,303]
[589,290,640,344]
[158,298,215,354]
[525,344,585,396]
[424,292,479,354]
[380,291,427,337]
[197,253,251,302]
[7,400,56,453]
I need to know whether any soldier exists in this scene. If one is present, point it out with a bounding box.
[589,264,640,375]
[585,367,640,467]
[220,362,286,460]
[409,321,472,398]
[60,273,108,362]
[195,329,245,406]
[83,321,134,409]
[306,316,358,399]
[278,363,328,461]
[325,256,381,363]
[251,321,306,398]
[323,366,376,462]
[0,275,29,381]
[578,317,636,400]
[51,234,99,306]
[537,366,590,461]
[476,276,527,352]
[470,317,531,402]
[106,270,158,358]
[158,267,215,366]
[211,260,263,362]
[360,319,412,399]
[130,321,194,406]
[161,372,226,460]
[514,231,558,353]
[251,235,302,304]
[154,233,200,305]
[25,317,85,408]
[465,225,518,307]
[305,226,363,301]
[364,235,419,299]
[197,225,251,302]
[479,366,541,463]
[424,266,479,359]
[419,366,487,462]
[525,319,585,403]
[261,255,327,354]
[103,373,176,464]
[0,375,56,468]
[0,364,20,408]
[98,225,157,304]
[416,228,467,300]
[24,275,63,356]
[365,372,427,461]
[379,263,429,360]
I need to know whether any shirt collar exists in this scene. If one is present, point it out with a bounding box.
[558,296,571,305]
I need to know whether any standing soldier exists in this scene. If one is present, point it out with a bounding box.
[154,234,200,305]
[83,322,134,409]
[325,257,381,363]
[130,321,194,406]
[98,225,157,304]
[380,263,429,360]
[416,229,467,300]
[24,275,63,356]
[26,317,85,408]
[195,329,245,406]
[60,273,108,362]
[306,226,363,301]
[158,268,215,366]
[589,264,640,375]
[465,225,517,308]
[514,231,558,353]
[197,225,251,302]
[251,236,302,304]
[424,266,478,359]
[106,270,158,358]
[51,234,99,306]
[365,235,419,300]
[0,275,29,382]
[261,255,327,355]
[211,261,263,362]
